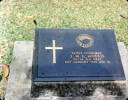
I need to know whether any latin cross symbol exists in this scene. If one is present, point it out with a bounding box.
[45,40,63,64]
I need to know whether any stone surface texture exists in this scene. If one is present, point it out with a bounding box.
[5,41,33,100]
[5,41,128,100]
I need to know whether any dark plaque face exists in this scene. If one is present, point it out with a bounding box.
[33,29,125,82]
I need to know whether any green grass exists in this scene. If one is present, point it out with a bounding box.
[0,0,128,99]
[0,0,128,65]
[0,0,127,64]
[0,1,127,67]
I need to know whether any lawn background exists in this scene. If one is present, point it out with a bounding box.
[0,0,128,98]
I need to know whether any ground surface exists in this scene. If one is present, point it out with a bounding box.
[0,0,128,99]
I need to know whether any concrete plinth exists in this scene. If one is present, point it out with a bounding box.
[5,41,128,100]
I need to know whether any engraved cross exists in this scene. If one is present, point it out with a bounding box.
[45,40,63,64]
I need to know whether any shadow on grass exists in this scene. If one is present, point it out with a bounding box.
[0,75,2,82]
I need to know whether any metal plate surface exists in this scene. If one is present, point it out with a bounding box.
[33,29,125,82]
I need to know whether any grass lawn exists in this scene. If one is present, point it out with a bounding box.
[0,0,128,99]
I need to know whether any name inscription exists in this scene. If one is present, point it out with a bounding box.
[65,52,111,64]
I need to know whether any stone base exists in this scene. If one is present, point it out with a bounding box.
[32,81,126,97]
[5,41,128,100]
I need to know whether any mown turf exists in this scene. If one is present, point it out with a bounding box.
[0,0,128,64]
[0,0,128,98]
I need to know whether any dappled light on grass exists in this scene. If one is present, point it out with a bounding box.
[0,37,9,64]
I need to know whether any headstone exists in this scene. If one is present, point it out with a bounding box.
[33,29,125,82]
[5,41,128,100]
